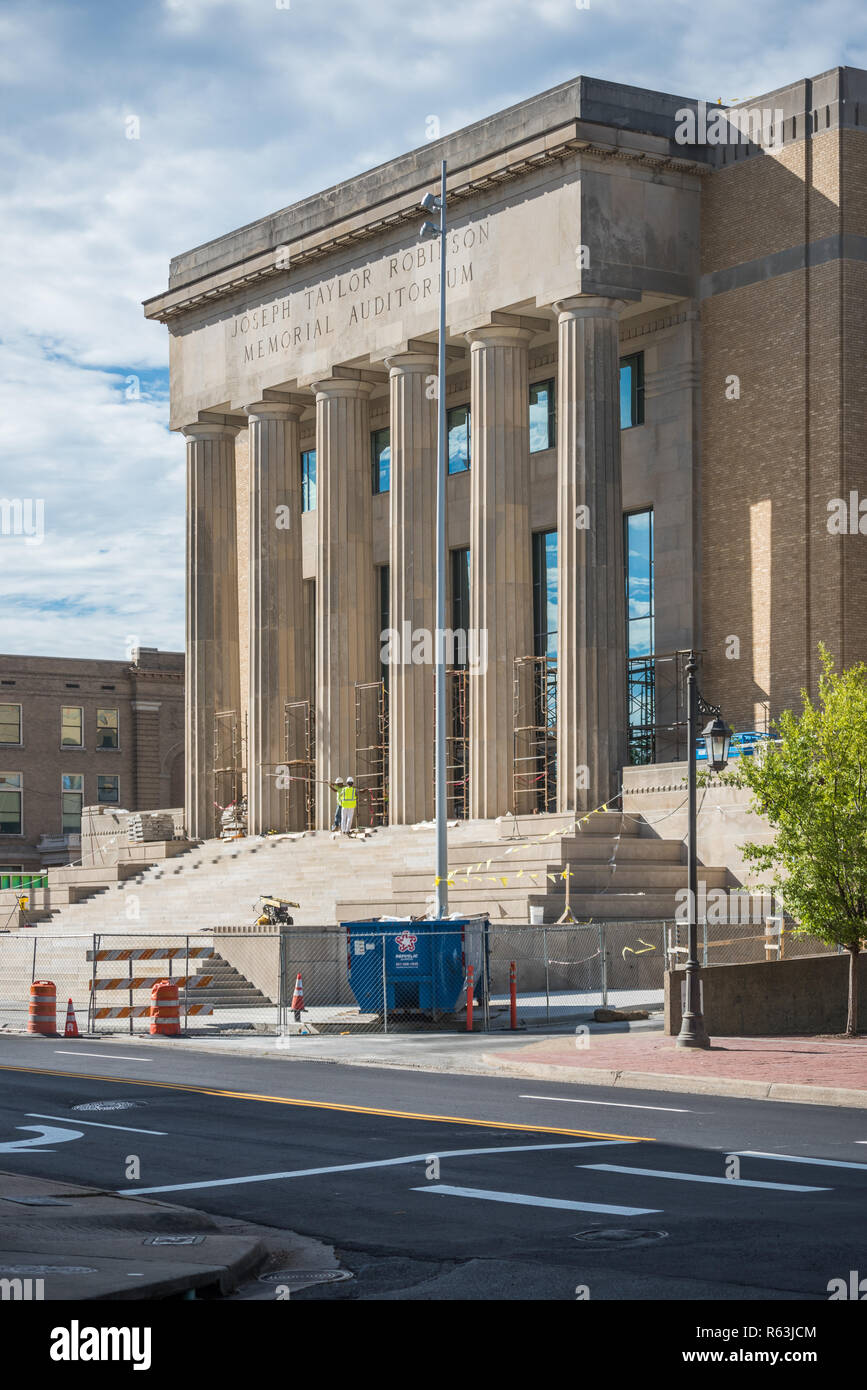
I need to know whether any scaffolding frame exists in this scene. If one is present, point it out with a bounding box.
[512,654,557,814]
[441,666,469,820]
[213,709,246,819]
[355,680,389,827]
[283,699,316,831]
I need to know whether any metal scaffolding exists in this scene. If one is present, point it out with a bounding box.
[355,680,389,827]
[512,654,557,814]
[443,666,469,820]
[213,709,245,822]
[283,699,315,831]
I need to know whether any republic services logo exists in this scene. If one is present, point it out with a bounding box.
[395,931,418,953]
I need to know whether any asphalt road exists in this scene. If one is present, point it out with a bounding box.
[0,1034,865,1301]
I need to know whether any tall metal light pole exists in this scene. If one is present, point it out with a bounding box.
[677,651,732,1049]
[420,161,449,918]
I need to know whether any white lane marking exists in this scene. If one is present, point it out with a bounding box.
[0,1124,84,1153]
[732,1149,867,1172]
[27,1112,167,1137]
[521,1093,690,1114]
[120,1139,638,1196]
[581,1164,830,1192]
[411,1184,662,1216]
[54,1051,150,1062]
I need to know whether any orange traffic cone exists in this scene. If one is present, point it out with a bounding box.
[64,999,79,1038]
[291,973,305,1022]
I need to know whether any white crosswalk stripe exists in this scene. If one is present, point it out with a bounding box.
[412,1184,662,1215]
[732,1150,867,1171]
[580,1164,830,1192]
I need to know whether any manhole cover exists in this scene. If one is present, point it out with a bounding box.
[258,1269,353,1285]
[72,1100,143,1113]
[3,1196,71,1207]
[143,1236,205,1247]
[572,1226,669,1248]
[0,1265,97,1275]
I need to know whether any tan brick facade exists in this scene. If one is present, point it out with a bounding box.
[701,122,867,726]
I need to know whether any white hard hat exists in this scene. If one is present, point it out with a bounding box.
[347,776,354,784]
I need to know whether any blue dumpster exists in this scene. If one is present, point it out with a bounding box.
[344,917,489,1017]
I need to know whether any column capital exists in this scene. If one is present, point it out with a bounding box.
[458,310,547,349]
[465,323,537,350]
[553,295,628,321]
[245,400,307,422]
[181,421,241,442]
[311,376,377,401]
[384,350,438,376]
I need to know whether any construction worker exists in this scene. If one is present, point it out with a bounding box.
[330,777,344,833]
[339,777,357,834]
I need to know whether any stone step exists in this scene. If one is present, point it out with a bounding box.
[496,811,637,838]
[444,836,684,866]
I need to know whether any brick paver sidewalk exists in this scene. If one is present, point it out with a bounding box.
[487,1032,867,1090]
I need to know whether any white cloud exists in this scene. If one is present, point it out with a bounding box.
[0,0,863,657]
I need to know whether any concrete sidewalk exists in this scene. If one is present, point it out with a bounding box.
[0,1169,335,1300]
[482,1031,867,1108]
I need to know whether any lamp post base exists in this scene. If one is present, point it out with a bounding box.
[676,1014,711,1049]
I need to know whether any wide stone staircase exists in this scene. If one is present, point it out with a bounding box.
[0,814,735,1023]
[3,810,731,933]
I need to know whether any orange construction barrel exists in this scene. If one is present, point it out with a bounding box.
[149,980,180,1036]
[28,981,56,1035]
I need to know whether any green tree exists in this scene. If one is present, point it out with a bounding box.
[725,647,867,1036]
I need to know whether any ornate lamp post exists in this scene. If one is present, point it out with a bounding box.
[676,652,732,1049]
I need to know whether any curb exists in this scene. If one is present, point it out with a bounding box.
[480,1053,867,1109]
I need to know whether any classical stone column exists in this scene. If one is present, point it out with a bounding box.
[183,422,242,841]
[466,324,535,819]
[246,400,306,834]
[386,351,438,825]
[313,377,377,827]
[555,296,627,814]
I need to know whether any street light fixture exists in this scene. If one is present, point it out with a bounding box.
[419,162,448,919]
[676,652,732,1049]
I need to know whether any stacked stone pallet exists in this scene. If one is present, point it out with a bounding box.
[127,812,176,844]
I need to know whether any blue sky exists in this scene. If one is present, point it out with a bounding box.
[0,0,864,657]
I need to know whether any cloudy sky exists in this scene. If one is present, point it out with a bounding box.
[0,0,863,658]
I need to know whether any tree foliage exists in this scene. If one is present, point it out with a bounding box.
[722,646,867,1033]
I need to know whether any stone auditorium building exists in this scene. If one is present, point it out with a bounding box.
[145,66,867,842]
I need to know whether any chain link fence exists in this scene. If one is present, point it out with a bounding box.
[666,913,839,971]
[0,918,843,1037]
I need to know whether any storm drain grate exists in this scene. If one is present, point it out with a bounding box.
[258,1269,353,1285]
[572,1226,669,1248]
[72,1100,144,1113]
[142,1235,205,1246]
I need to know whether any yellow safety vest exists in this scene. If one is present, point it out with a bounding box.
[339,785,357,809]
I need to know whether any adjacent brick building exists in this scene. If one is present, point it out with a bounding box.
[0,648,184,873]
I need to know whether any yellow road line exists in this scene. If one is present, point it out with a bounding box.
[0,1062,653,1142]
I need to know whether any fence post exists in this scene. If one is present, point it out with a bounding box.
[466,964,474,1031]
[278,929,285,1034]
[88,933,97,1034]
[601,923,608,1007]
[509,961,517,1030]
[543,927,550,1023]
[381,933,388,1034]
[184,935,190,1032]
